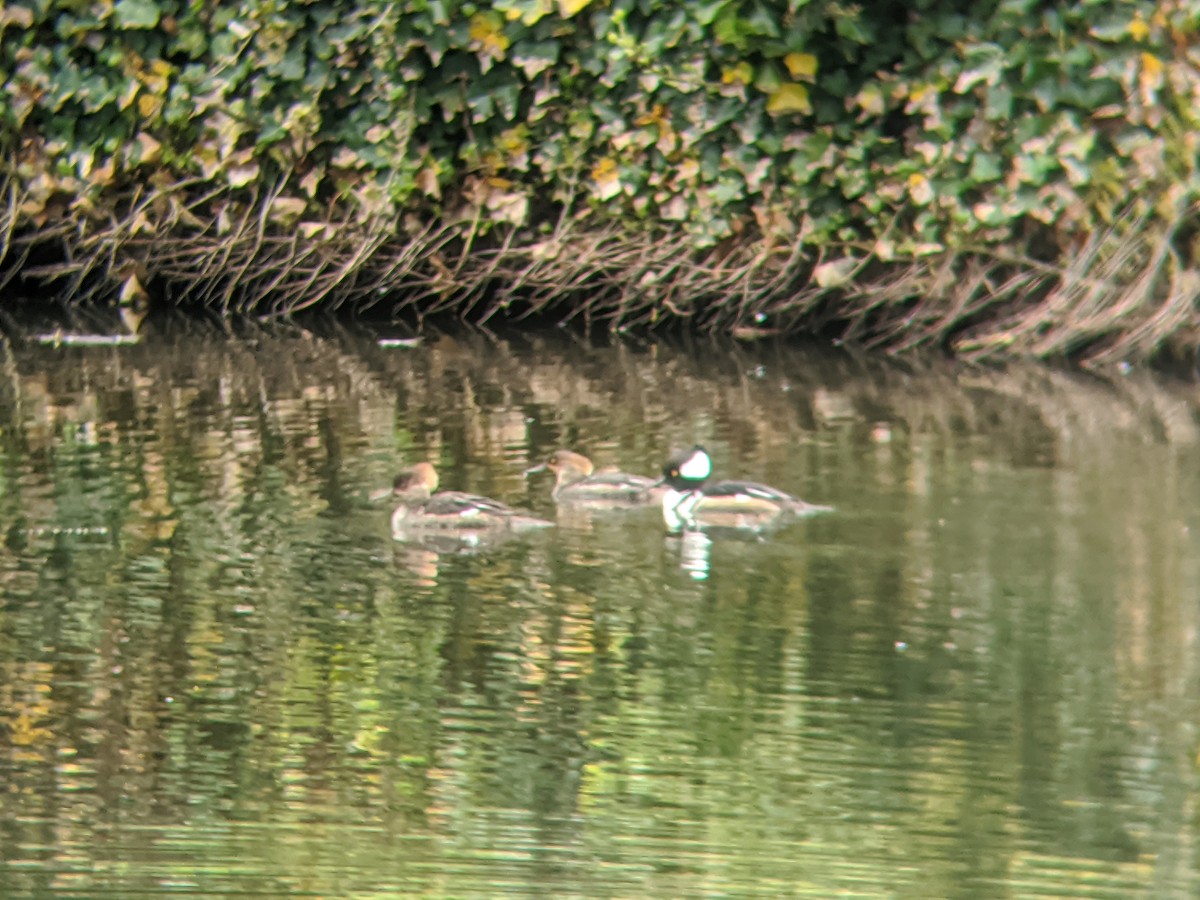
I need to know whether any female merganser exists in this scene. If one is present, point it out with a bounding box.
[659,445,832,531]
[390,462,553,536]
[525,449,663,507]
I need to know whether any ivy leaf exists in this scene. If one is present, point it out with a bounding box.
[590,157,622,200]
[907,172,934,205]
[228,162,260,188]
[0,5,34,28]
[766,83,811,115]
[783,52,817,80]
[692,0,728,26]
[512,42,558,79]
[113,0,160,29]
[969,154,1002,182]
[985,84,1013,120]
[269,197,308,225]
[557,0,591,17]
[813,258,857,288]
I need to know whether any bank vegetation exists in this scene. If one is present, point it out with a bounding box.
[3,0,1200,364]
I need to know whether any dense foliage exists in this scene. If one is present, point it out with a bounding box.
[3,0,1200,359]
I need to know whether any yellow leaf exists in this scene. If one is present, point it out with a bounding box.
[137,93,163,118]
[907,172,934,205]
[1140,52,1164,89]
[722,62,754,86]
[468,12,509,64]
[853,84,885,116]
[766,83,811,115]
[557,0,590,17]
[1128,15,1149,41]
[591,158,617,179]
[590,157,621,200]
[783,52,818,80]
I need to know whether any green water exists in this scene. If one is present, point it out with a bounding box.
[0,321,1197,897]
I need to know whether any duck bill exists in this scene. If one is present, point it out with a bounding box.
[368,485,396,502]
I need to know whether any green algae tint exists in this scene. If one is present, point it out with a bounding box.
[0,321,1196,897]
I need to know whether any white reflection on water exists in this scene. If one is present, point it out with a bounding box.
[675,529,712,581]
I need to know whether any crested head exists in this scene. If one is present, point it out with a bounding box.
[548,449,594,477]
[661,445,712,490]
[393,461,439,501]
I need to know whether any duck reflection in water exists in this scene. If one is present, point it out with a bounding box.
[675,529,713,581]
[388,461,553,547]
[658,445,832,533]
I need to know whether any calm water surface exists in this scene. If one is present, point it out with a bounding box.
[1,320,1198,897]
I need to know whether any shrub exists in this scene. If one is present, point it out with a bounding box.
[3,0,1199,360]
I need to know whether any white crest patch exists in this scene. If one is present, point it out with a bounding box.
[679,448,712,480]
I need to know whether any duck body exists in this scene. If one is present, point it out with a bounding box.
[390,462,553,537]
[526,450,663,508]
[660,446,832,531]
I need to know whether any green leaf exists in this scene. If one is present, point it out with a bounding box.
[969,153,1002,182]
[113,0,160,29]
[692,0,728,26]
[985,84,1013,120]
[833,13,868,44]
[512,42,558,79]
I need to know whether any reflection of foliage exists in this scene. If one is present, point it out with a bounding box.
[0,325,1194,893]
[5,1,1200,358]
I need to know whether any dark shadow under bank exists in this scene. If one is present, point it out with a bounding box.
[4,204,1196,371]
[6,292,1200,387]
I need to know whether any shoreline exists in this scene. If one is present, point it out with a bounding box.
[4,211,1189,370]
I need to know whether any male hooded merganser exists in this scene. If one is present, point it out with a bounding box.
[390,462,553,536]
[659,445,832,531]
[525,449,663,507]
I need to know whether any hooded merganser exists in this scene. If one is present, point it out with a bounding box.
[390,462,553,536]
[525,449,663,507]
[659,445,832,531]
